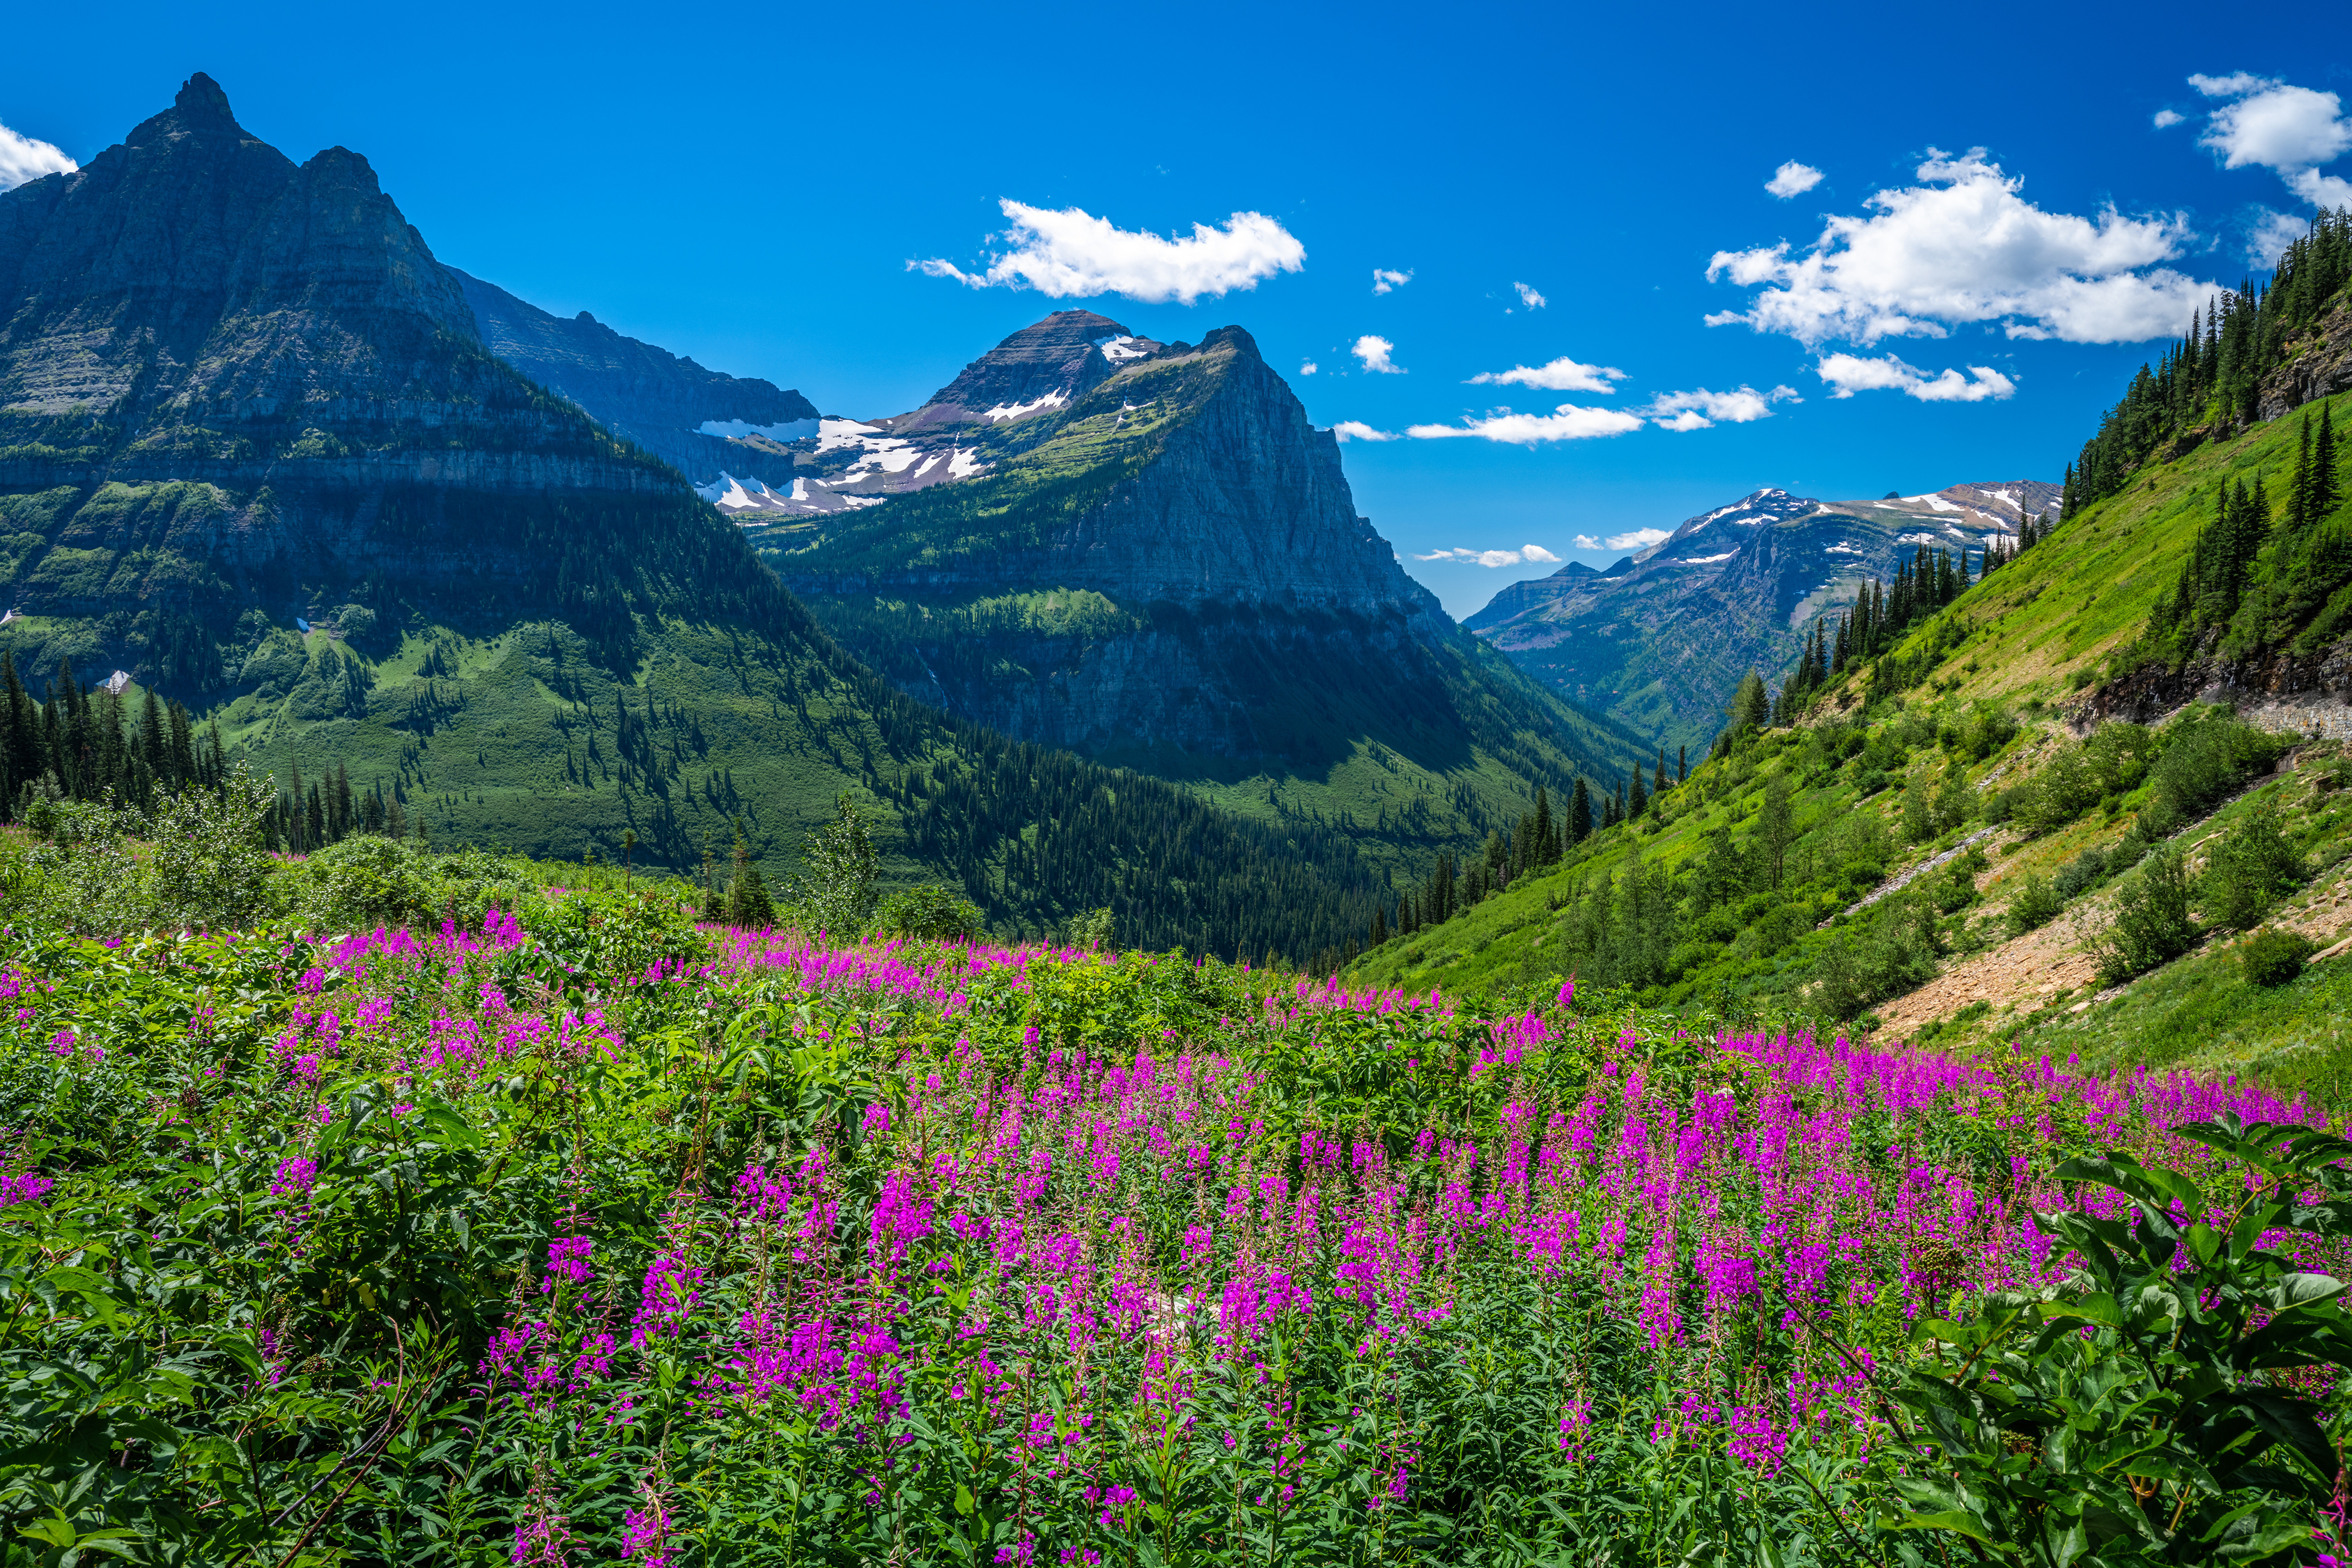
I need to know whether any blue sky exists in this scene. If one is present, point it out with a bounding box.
[2,1,2347,617]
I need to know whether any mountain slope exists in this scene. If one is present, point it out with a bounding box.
[447,267,820,500]
[1467,480,2059,755]
[741,311,1645,872]
[0,74,1390,959]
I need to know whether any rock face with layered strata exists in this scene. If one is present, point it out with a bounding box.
[763,314,1633,790]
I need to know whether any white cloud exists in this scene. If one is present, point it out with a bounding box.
[1642,385,1799,430]
[2188,75,2352,213]
[0,120,76,192]
[1353,335,1405,374]
[1330,420,1397,442]
[1406,404,1645,444]
[1372,267,1412,294]
[1816,352,2015,402]
[2190,72,2273,98]
[1300,360,1318,375]
[910,199,1305,305]
[1514,281,1546,309]
[1413,544,1563,567]
[2153,109,2186,129]
[2290,167,2352,209]
[1466,356,1625,393]
[1766,160,1824,198]
[2247,208,2312,266]
[1585,528,1671,551]
[2198,79,2351,170]
[1706,148,2208,346]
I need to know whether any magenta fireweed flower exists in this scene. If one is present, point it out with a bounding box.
[271,1157,317,1197]
[542,1235,593,1293]
[1,1170,55,1211]
[48,1029,75,1057]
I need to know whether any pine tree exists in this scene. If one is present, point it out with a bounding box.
[1532,785,1555,866]
[1628,765,1648,820]
[1369,904,1386,946]
[727,823,777,928]
[1652,747,1668,796]
[2316,404,2341,525]
[1569,776,1592,844]
[1677,743,1688,785]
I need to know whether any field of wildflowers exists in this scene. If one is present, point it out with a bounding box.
[6,892,2352,1565]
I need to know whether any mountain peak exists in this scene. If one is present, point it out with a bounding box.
[174,72,236,121]
[900,308,1148,430]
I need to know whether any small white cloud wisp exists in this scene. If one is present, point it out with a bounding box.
[1330,421,1397,442]
[1816,353,2015,402]
[910,199,1305,305]
[1642,385,1800,431]
[1467,356,1626,394]
[1299,360,1318,376]
[1413,544,1562,567]
[1353,335,1405,374]
[0,120,76,192]
[1570,528,1671,552]
[1407,404,1644,444]
[1766,161,1825,198]
[1514,282,1547,309]
[1372,268,1413,294]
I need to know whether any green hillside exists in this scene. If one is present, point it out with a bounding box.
[1340,352,2352,1090]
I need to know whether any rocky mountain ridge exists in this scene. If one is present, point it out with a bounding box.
[1467,479,2061,754]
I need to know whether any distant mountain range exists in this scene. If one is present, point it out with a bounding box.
[0,74,1402,959]
[1464,480,2063,754]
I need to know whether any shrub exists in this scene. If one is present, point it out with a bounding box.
[2241,927,2316,987]
[2004,873,2064,937]
[2052,846,2108,900]
[2199,798,2306,931]
[874,885,985,942]
[792,793,876,935]
[2094,843,2198,985]
[2149,706,2285,821]
[1811,896,1944,1019]
[147,766,279,929]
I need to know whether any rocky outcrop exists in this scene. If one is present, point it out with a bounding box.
[2075,636,2352,731]
[448,267,820,491]
[2257,303,2352,423]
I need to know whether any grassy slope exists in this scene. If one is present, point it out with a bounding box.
[1342,389,2352,1086]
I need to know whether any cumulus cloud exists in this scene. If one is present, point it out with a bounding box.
[1406,404,1645,444]
[1514,281,1546,309]
[1642,385,1799,431]
[2247,208,2312,266]
[1372,267,1412,294]
[1353,335,1405,374]
[2188,74,2352,212]
[1466,356,1626,393]
[910,199,1305,305]
[1816,353,2015,402]
[1705,148,2209,346]
[1330,420,1396,442]
[1766,160,1824,198]
[0,120,76,192]
[1299,360,1318,375]
[1571,528,1670,552]
[2153,109,2187,129]
[1413,544,1563,567]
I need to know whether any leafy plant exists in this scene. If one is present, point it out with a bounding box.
[2005,873,2064,937]
[2094,843,2199,985]
[2242,927,2318,988]
[2202,798,2308,932]
[1879,1117,2352,1566]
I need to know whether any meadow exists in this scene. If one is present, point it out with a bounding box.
[8,820,2352,1565]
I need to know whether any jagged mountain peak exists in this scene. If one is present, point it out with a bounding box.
[897,308,1165,431]
[173,71,238,123]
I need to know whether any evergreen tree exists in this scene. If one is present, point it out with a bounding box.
[1628,765,1648,820]
[1369,904,1386,946]
[1652,747,1668,797]
[1569,776,1593,844]
[1677,744,1688,785]
[726,823,777,928]
[1532,785,1556,865]
[1727,669,1769,736]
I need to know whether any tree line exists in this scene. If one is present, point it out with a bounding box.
[2063,207,2350,516]
[0,654,228,819]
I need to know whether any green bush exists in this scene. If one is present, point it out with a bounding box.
[1811,896,1944,1019]
[2004,873,2064,937]
[874,885,985,942]
[2150,706,2285,821]
[2094,842,2199,985]
[2199,798,2306,931]
[2240,927,2316,987]
[2052,846,2108,900]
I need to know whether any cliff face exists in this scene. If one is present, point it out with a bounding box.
[762,313,1637,827]
[0,73,792,696]
[448,267,821,492]
[1468,481,2062,753]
